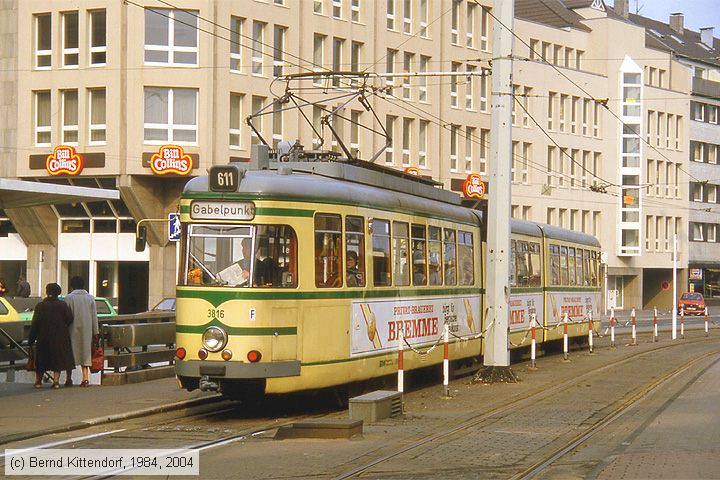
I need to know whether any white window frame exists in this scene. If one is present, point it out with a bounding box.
[466,3,476,48]
[62,89,79,145]
[385,115,396,164]
[144,9,199,67]
[313,34,325,86]
[143,87,199,146]
[708,184,717,204]
[418,55,428,102]
[709,224,717,243]
[332,0,342,19]
[450,125,459,172]
[351,0,360,22]
[88,88,107,145]
[62,11,79,68]
[251,21,265,76]
[480,75,488,112]
[450,63,459,108]
[465,127,475,173]
[480,7,490,52]
[402,117,412,166]
[350,110,361,157]
[35,91,51,147]
[402,52,413,100]
[273,25,286,77]
[230,16,243,73]
[35,14,51,70]
[466,66,475,110]
[314,0,323,15]
[387,0,396,30]
[419,0,428,37]
[229,92,244,149]
[692,223,704,242]
[479,129,488,175]
[692,183,704,202]
[419,120,428,169]
[451,0,460,45]
[403,0,412,34]
[89,10,107,66]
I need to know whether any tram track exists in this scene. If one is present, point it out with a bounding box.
[334,335,720,479]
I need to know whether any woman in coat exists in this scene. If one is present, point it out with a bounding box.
[65,276,99,386]
[28,283,75,389]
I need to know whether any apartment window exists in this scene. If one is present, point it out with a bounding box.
[314,0,323,14]
[692,101,705,121]
[351,42,362,86]
[582,151,591,188]
[553,45,562,66]
[675,164,681,198]
[592,152,600,187]
[479,129,488,175]
[645,215,653,250]
[62,90,79,144]
[272,100,283,148]
[230,16,243,72]
[582,98,590,136]
[465,127,475,173]
[569,149,577,188]
[387,0,396,30]
[450,62,460,108]
[656,112,663,147]
[675,116,681,150]
[571,96,578,134]
[666,114,673,149]
[229,93,244,148]
[709,105,719,124]
[402,118,412,166]
[312,105,323,148]
[144,87,198,144]
[35,91,51,146]
[386,49,397,95]
[593,100,601,137]
[89,10,107,65]
[694,142,703,162]
[273,26,286,77]
[251,21,265,75]
[480,7,490,52]
[692,223,704,242]
[559,94,568,132]
[313,34,325,85]
[251,96,266,145]
[658,69,666,88]
[541,42,551,61]
[559,208,567,228]
[466,65,475,110]
[529,39,539,60]
[385,115,396,164]
[546,208,556,225]
[709,224,718,243]
[548,92,556,130]
[575,50,583,70]
[546,146,555,186]
[522,206,531,220]
[558,148,567,187]
[692,183,704,202]
[62,11,79,68]
[351,0,360,22]
[145,8,198,65]
[710,144,719,165]
[480,75,489,112]
[708,185,717,203]
[403,52,413,99]
[466,3,476,48]
[521,143,530,184]
[419,55,429,102]
[332,38,344,87]
[350,110,361,157]
[450,125,459,172]
[403,0,412,34]
[333,0,342,18]
[419,120,428,168]
[565,48,574,68]
[89,89,106,144]
[35,14,51,69]
[451,0,460,45]
[419,0,429,37]
[511,85,519,125]
[522,87,531,127]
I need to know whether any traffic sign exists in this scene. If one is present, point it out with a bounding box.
[168,213,181,242]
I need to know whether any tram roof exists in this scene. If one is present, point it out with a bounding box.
[184,167,481,226]
[538,222,601,247]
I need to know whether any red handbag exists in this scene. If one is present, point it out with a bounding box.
[90,338,104,373]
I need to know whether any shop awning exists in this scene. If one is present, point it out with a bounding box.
[0,178,119,209]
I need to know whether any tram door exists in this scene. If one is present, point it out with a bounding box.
[117,262,149,314]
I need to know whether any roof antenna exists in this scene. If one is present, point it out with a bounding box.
[635,0,644,14]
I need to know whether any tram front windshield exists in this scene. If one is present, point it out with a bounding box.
[183,224,297,288]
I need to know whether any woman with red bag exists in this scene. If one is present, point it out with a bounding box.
[65,276,99,387]
[28,283,75,389]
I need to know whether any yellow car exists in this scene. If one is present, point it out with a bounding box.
[0,297,20,323]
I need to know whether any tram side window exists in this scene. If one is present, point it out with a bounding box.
[550,244,560,286]
[345,215,366,287]
[393,222,410,286]
[315,214,343,288]
[443,228,457,286]
[510,240,518,287]
[568,247,576,286]
[411,224,427,286]
[428,226,443,286]
[560,246,569,286]
[576,248,584,287]
[591,251,599,286]
[458,231,474,285]
[515,240,530,287]
[528,242,541,287]
[371,218,392,286]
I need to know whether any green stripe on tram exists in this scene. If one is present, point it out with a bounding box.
[179,204,314,218]
[177,287,484,307]
[176,318,297,336]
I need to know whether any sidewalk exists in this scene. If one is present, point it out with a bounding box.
[0,377,217,445]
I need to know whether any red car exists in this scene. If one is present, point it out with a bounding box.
[677,293,706,316]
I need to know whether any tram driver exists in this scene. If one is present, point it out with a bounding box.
[238,237,279,287]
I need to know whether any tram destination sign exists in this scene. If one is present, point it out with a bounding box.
[190,201,255,220]
[209,165,240,192]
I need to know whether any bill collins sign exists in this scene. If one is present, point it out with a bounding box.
[150,145,193,176]
[46,145,84,176]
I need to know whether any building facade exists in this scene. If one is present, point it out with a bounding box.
[0,0,716,311]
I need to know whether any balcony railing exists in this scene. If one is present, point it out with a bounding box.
[692,76,720,100]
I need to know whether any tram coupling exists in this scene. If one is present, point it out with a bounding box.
[199,375,220,392]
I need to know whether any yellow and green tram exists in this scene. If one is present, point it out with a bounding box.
[173,148,600,396]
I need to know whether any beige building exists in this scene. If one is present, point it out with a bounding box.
[1,0,713,310]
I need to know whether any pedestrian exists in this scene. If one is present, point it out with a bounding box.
[0,279,7,296]
[65,276,99,387]
[28,283,75,389]
[16,275,31,297]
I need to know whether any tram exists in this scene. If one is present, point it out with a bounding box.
[171,145,601,397]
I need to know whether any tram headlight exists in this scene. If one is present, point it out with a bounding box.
[202,326,228,352]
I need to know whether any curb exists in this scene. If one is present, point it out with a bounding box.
[0,394,222,446]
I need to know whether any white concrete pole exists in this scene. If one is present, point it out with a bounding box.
[672,234,677,340]
[443,323,450,397]
[484,0,514,368]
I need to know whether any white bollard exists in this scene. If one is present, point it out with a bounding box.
[530,313,537,370]
[681,307,685,339]
[398,332,404,393]
[631,308,637,346]
[588,310,594,354]
[705,307,709,337]
[610,307,616,349]
[563,313,569,362]
[443,323,449,397]
[653,306,658,342]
